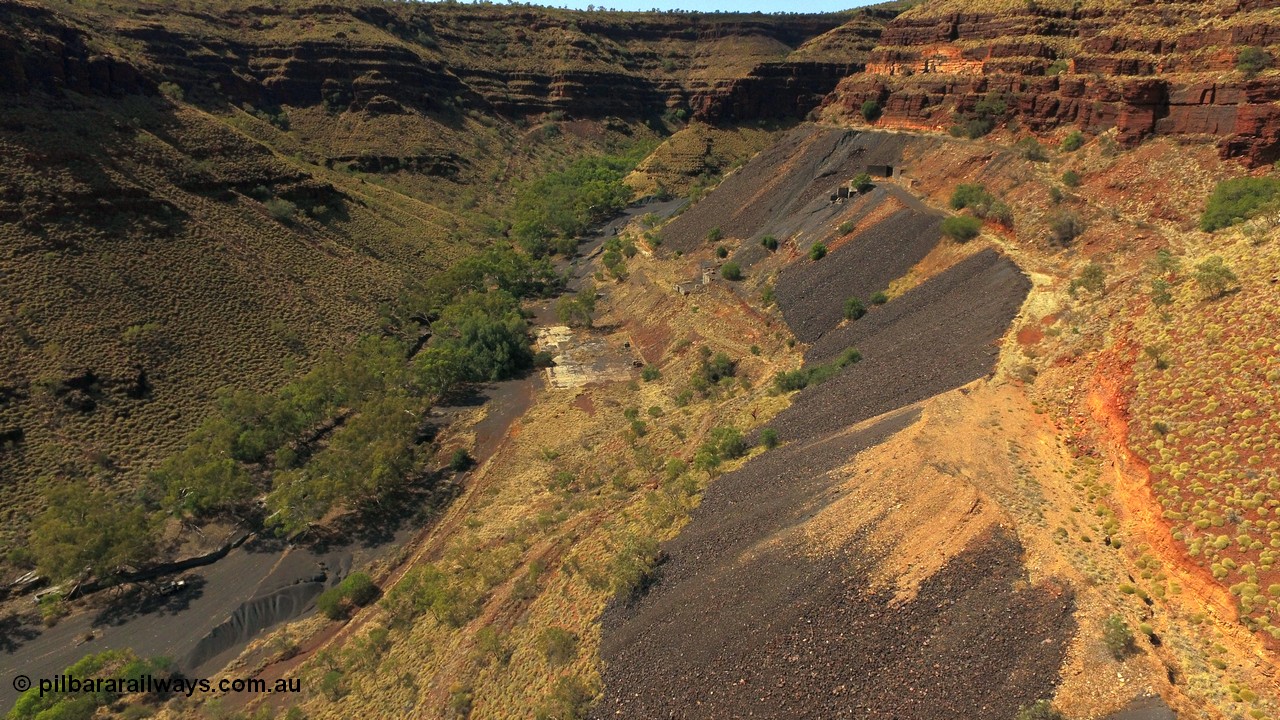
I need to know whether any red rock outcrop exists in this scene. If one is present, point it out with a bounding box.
[823,0,1280,165]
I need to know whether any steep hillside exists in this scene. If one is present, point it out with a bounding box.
[0,0,905,559]
[821,0,1280,165]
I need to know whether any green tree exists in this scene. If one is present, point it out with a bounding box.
[809,243,827,261]
[860,100,882,122]
[1148,248,1181,277]
[1061,170,1081,187]
[32,486,157,582]
[431,291,532,382]
[556,286,597,328]
[760,235,779,251]
[510,151,644,255]
[1060,130,1085,152]
[844,297,866,320]
[720,262,743,281]
[1199,177,1280,231]
[1194,255,1238,299]
[150,441,256,519]
[851,173,874,193]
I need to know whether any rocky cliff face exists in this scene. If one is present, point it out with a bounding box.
[0,1,886,123]
[822,0,1280,165]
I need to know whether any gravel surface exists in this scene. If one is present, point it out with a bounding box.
[660,127,920,254]
[595,409,1074,719]
[595,222,1045,717]
[766,249,1030,444]
[774,206,942,345]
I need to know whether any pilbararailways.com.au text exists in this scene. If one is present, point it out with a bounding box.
[15,674,301,698]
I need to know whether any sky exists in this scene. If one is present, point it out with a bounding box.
[432,0,880,13]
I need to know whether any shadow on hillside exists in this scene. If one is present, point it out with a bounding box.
[0,612,40,654]
[91,575,209,628]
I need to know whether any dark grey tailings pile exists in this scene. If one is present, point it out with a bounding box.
[594,129,1065,719]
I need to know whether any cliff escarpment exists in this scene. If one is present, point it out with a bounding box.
[1,0,889,121]
[822,0,1280,165]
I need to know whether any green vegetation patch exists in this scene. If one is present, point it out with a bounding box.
[773,347,862,392]
[1199,177,1280,232]
[511,145,653,256]
[9,649,174,720]
[941,215,981,242]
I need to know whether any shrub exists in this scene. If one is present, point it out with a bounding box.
[941,215,981,241]
[1149,277,1173,307]
[317,572,379,620]
[950,116,996,139]
[1238,46,1272,76]
[1102,614,1135,659]
[773,370,808,392]
[1199,177,1280,231]
[721,262,743,281]
[1046,59,1069,75]
[1017,700,1067,720]
[860,100,882,122]
[760,428,779,449]
[556,287,596,328]
[870,291,888,305]
[949,184,1012,224]
[838,220,855,234]
[449,448,474,472]
[534,676,594,720]
[851,173,874,193]
[539,627,578,666]
[760,235,778,251]
[772,348,861,392]
[1016,137,1048,161]
[158,81,184,100]
[706,226,723,242]
[1071,261,1106,295]
[1049,209,1086,245]
[715,245,728,258]
[641,365,661,381]
[1061,170,1081,187]
[844,297,866,320]
[949,184,988,210]
[809,243,827,261]
[1060,130,1085,151]
[264,198,297,222]
[339,572,379,606]
[1193,255,1238,298]
[950,92,1006,138]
